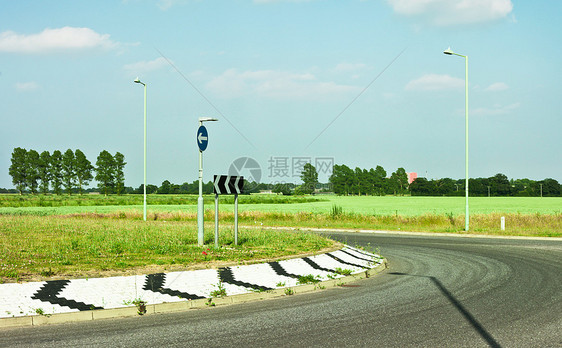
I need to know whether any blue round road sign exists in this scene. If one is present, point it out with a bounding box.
[197,126,209,151]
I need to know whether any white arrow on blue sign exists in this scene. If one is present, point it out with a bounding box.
[197,125,208,152]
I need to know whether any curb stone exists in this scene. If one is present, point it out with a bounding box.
[0,246,386,328]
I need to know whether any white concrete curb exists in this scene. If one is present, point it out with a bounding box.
[0,245,385,327]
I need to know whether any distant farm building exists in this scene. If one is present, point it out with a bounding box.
[408,172,418,184]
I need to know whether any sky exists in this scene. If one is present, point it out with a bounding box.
[1,0,561,190]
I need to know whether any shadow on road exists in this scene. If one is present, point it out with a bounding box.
[389,272,501,348]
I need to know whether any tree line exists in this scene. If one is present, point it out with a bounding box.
[132,181,301,195]
[9,148,126,195]
[132,164,321,196]
[327,163,561,197]
[410,174,561,197]
[127,173,561,197]
[329,164,409,196]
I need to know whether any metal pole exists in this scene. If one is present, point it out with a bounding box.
[464,55,469,232]
[196,117,217,245]
[214,193,219,248]
[234,193,238,246]
[197,131,204,245]
[143,83,147,222]
[444,49,469,231]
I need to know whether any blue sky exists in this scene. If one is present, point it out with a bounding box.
[1,0,561,189]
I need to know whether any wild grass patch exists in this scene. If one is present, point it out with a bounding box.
[0,194,324,208]
[0,214,334,283]
[55,209,561,237]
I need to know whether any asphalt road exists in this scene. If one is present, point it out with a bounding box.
[1,232,561,347]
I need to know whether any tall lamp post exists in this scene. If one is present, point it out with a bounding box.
[197,117,218,246]
[443,47,469,231]
[134,77,147,221]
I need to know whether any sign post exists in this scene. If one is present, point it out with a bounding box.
[234,193,239,245]
[213,175,244,246]
[196,118,217,246]
[214,192,219,248]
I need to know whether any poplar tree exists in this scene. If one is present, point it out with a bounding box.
[38,151,52,194]
[113,152,126,195]
[51,150,64,195]
[75,149,93,195]
[95,150,115,195]
[373,165,387,196]
[62,149,76,195]
[25,150,40,194]
[9,147,28,195]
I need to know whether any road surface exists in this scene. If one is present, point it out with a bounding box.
[1,232,560,347]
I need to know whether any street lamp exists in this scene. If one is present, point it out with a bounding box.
[197,117,218,246]
[134,77,147,222]
[443,47,469,231]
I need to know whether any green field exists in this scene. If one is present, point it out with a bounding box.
[2,195,561,216]
[0,195,560,238]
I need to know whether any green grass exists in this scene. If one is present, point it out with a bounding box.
[235,210,562,237]
[321,196,562,216]
[2,196,561,217]
[0,194,323,208]
[0,214,335,283]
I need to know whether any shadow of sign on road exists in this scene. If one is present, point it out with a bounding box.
[389,272,501,348]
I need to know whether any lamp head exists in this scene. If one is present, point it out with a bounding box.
[134,77,144,85]
[443,47,454,55]
[199,117,219,122]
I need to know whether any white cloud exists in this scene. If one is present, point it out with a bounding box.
[387,0,514,26]
[123,57,170,74]
[15,82,39,92]
[0,27,118,53]
[206,68,360,100]
[485,82,509,92]
[405,74,464,91]
[472,102,520,116]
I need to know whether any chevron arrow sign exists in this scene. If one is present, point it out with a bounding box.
[213,175,244,195]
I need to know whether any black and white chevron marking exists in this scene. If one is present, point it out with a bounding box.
[325,253,367,269]
[268,261,302,279]
[218,267,272,291]
[144,273,205,300]
[213,175,244,195]
[345,245,377,259]
[301,257,337,273]
[16,246,380,317]
[32,280,102,311]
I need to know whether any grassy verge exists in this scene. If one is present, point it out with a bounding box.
[236,210,562,237]
[0,214,335,283]
[56,210,560,238]
[0,193,324,208]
